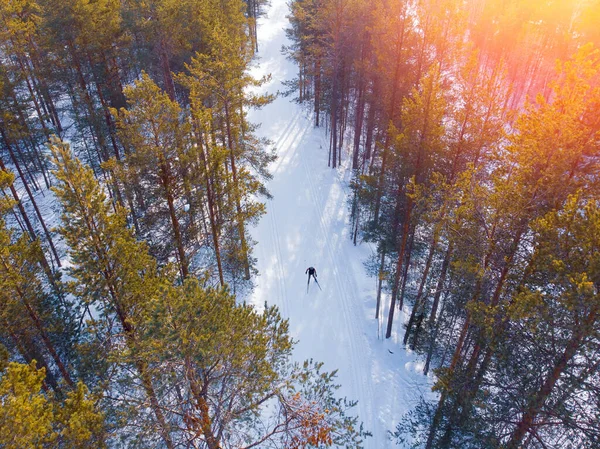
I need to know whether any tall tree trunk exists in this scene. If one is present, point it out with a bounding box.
[440,229,528,444]
[428,242,453,328]
[160,160,189,279]
[423,278,452,376]
[385,199,413,338]
[0,131,61,267]
[398,228,415,311]
[375,248,386,320]
[363,89,376,165]
[193,120,225,287]
[505,309,595,449]
[87,53,121,160]
[7,128,40,192]
[224,101,251,280]
[27,37,63,133]
[7,326,59,393]
[3,278,75,388]
[159,36,176,101]
[22,135,51,189]
[14,51,50,139]
[372,14,407,225]
[68,42,110,163]
[61,168,176,449]
[386,82,432,338]
[331,69,338,168]
[314,57,321,126]
[403,233,438,345]
[425,386,448,449]
[427,209,506,445]
[0,157,58,287]
[352,78,365,170]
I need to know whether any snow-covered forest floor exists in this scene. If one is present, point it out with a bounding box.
[246,0,433,445]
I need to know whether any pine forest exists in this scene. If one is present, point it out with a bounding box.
[0,0,599,447]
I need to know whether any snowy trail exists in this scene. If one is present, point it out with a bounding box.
[247,0,432,446]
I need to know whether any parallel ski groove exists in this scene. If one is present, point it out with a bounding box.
[248,2,433,445]
[300,145,378,444]
[268,198,289,318]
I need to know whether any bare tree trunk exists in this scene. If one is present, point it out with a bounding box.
[26,38,63,133]
[397,229,415,311]
[193,121,225,287]
[372,15,407,225]
[403,233,438,345]
[160,160,189,279]
[352,81,365,170]
[87,53,121,161]
[4,279,75,388]
[186,357,221,449]
[423,279,451,376]
[331,70,338,168]
[385,199,413,338]
[159,36,177,101]
[375,248,386,320]
[0,131,61,267]
[363,99,375,165]
[14,52,50,139]
[428,242,452,328]
[224,101,251,280]
[505,311,594,449]
[314,58,321,127]
[68,42,110,163]
[0,156,58,286]
[7,326,59,393]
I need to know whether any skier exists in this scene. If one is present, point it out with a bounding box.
[306,266,317,282]
[305,266,321,292]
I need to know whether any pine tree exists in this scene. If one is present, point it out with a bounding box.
[178,6,275,289]
[0,0,56,139]
[0,168,75,392]
[49,137,175,448]
[384,66,447,339]
[112,73,192,279]
[402,50,508,352]
[0,346,105,449]
[423,44,600,449]
[501,194,600,448]
[49,138,368,448]
[140,278,368,448]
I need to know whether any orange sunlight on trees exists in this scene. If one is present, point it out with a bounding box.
[286,0,600,447]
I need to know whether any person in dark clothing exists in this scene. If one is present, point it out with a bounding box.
[306,266,317,283]
[305,267,321,292]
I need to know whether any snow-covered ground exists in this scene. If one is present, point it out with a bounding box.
[247,0,432,446]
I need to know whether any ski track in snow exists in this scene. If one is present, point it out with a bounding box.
[246,0,433,446]
[267,196,289,318]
